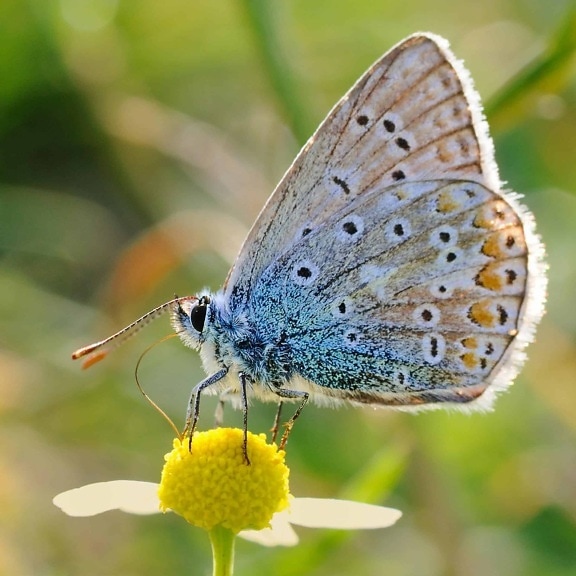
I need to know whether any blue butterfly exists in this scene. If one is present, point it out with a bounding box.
[74,33,546,454]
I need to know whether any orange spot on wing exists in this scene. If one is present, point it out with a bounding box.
[468,300,496,328]
[460,352,478,370]
[436,190,459,213]
[461,337,478,349]
[476,263,504,291]
[473,206,493,229]
[481,234,504,258]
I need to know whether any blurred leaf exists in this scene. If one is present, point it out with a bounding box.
[520,507,576,570]
[487,6,576,130]
[338,443,409,502]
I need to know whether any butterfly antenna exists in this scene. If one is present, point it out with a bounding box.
[134,335,182,439]
[72,296,195,369]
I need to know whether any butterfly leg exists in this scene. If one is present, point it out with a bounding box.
[239,372,251,465]
[270,402,284,445]
[272,388,309,450]
[184,367,228,450]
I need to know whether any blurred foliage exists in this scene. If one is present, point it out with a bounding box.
[1,1,576,575]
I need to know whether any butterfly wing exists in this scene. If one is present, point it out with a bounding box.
[250,178,536,408]
[225,33,546,409]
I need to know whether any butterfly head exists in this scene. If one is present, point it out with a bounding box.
[171,295,212,350]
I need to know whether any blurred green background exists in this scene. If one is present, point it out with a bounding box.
[2,1,576,575]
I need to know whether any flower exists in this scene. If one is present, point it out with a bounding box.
[158,428,290,533]
[53,428,402,547]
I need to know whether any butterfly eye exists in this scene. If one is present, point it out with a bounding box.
[190,302,207,332]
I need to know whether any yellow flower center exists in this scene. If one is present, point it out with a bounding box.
[158,428,290,533]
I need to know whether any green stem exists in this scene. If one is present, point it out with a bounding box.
[209,526,236,576]
[240,0,312,145]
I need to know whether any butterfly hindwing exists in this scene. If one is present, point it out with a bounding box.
[249,176,530,405]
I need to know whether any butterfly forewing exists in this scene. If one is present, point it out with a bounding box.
[225,34,496,305]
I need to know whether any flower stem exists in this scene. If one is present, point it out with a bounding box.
[209,525,236,576]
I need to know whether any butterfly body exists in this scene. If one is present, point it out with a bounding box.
[174,292,295,395]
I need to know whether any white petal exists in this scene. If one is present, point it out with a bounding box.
[53,481,160,517]
[288,498,402,529]
[239,512,299,547]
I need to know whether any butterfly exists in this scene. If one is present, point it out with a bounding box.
[73,33,547,452]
